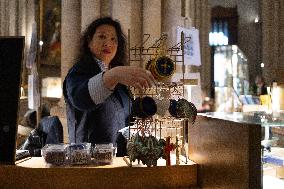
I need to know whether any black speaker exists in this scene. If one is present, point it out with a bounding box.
[0,37,24,164]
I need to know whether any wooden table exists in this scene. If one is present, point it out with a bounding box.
[0,157,197,189]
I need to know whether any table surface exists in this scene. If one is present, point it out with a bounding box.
[1,156,198,189]
[201,112,284,127]
[15,156,196,168]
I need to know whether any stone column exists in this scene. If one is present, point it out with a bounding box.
[161,0,183,48]
[52,0,81,143]
[140,0,162,68]
[81,0,100,32]
[0,0,9,35]
[130,0,142,45]
[112,0,135,67]
[112,0,131,36]
[61,0,81,81]
[161,0,183,84]
[17,0,26,36]
[100,0,112,17]
[199,1,211,98]
[142,0,161,48]
[8,0,17,35]
[25,0,35,50]
[22,0,35,89]
[184,0,192,27]
[0,1,3,35]
[129,0,143,66]
[187,0,211,98]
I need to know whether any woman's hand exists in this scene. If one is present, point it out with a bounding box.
[103,66,156,91]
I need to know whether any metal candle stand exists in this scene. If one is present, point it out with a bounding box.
[124,30,192,167]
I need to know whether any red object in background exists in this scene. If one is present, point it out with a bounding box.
[163,136,176,166]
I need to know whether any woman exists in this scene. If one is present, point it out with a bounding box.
[251,75,267,96]
[63,17,154,155]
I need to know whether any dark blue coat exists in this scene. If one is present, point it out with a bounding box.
[63,55,132,148]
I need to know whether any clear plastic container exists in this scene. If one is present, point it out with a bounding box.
[67,143,92,165]
[92,143,116,165]
[41,144,67,165]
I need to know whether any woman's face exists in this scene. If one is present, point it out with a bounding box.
[88,24,118,65]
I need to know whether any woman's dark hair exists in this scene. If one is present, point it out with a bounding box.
[78,17,127,68]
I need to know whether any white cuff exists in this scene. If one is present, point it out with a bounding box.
[88,72,113,104]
